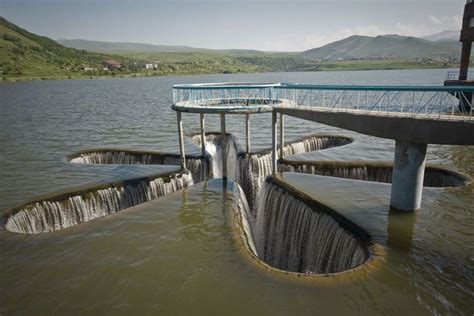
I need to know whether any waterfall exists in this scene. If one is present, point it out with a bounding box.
[5,172,193,234]
[231,182,258,256]
[279,162,471,188]
[237,136,353,210]
[71,151,209,183]
[279,164,393,184]
[253,178,368,274]
[191,133,239,180]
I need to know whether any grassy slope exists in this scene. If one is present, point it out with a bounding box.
[0,17,140,80]
[0,17,461,82]
[301,35,460,61]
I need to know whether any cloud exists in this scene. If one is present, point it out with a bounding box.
[262,14,462,51]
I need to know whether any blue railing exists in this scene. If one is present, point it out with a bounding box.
[172,83,474,120]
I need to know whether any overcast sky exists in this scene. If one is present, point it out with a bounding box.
[0,0,466,51]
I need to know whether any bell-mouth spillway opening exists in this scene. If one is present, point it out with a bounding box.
[232,174,383,280]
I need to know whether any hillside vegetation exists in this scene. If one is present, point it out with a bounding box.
[0,17,140,80]
[301,35,460,61]
[0,17,462,82]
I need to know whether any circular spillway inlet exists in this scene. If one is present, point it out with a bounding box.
[232,175,384,282]
[172,82,284,114]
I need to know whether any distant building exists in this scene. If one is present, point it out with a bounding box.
[102,60,122,70]
[145,63,159,70]
[82,66,97,71]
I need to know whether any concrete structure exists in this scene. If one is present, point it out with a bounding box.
[390,141,427,211]
[172,83,474,211]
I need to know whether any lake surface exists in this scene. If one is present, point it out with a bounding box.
[0,69,473,315]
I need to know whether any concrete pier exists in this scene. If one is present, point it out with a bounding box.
[221,113,227,180]
[390,140,427,211]
[245,113,250,153]
[176,111,186,169]
[200,113,206,156]
[272,111,277,174]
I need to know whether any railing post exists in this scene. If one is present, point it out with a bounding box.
[200,113,206,156]
[279,113,284,159]
[272,111,278,174]
[245,113,250,153]
[221,113,227,180]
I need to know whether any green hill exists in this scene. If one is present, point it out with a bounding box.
[0,17,136,80]
[301,35,461,61]
[0,16,461,82]
[57,39,208,53]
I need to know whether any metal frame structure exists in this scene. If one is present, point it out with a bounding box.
[275,84,474,121]
[172,82,474,182]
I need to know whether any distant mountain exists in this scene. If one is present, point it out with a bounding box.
[0,17,132,78]
[57,39,208,53]
[422,30,459,42]
[301,34,460,61]
[57,39,272,55]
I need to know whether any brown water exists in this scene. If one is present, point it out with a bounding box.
[0,69,473,315]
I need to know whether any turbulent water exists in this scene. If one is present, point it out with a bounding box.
[253,179,368,274]
[5,172,193,234]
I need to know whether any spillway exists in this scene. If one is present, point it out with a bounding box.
[237,135,353,209]
[252,176,370,274]
[71,150,210,182]
[4,171,193,234]
[279,160,472,188]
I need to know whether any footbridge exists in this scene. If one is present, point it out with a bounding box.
[172,83,474,212]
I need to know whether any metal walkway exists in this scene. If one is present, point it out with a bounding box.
[172,82,474,211]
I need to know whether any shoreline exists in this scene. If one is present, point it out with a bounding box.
[1,63,458,83]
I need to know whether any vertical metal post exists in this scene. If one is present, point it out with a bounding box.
[176,111,186,169]
[220,113,227,180]
[271,111,278,174]
[279,113,284,159]
[200,113,206,156]
[245,113,250,153]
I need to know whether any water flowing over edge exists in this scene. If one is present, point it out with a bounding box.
[7,132,470,235]
[237,135,353,209]
[71,150,210,183]
[3,171,193,234]
[230,176,384,277]
[279,160,472,188]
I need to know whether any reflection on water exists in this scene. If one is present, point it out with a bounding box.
[386,210,418,253]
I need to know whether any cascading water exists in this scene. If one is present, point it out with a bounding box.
[231,182,258,256]
[279,162,471,188]
[253,177,369,274]
[71,151,210,183]
[190,133,239,180]
[5,172,193,234]
[237,136,353,209]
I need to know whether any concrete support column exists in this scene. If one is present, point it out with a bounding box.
[176,111,186,169]
[279,113,285,159]
[220,113,227,180]
[271,111,277,174]
[200,113,206,156]
[390,140,427,212]
[245,113,250,153]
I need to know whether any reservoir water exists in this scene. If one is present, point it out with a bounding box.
[0,69,473,315]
